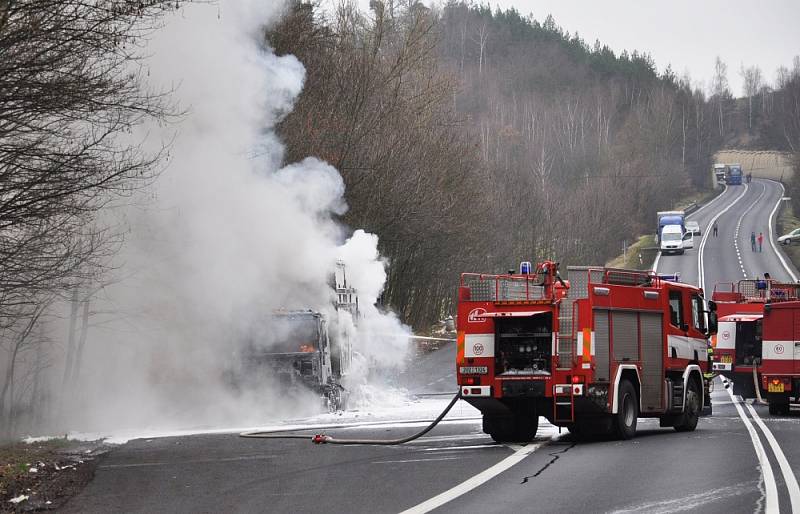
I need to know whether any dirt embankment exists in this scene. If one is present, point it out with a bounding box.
[714,150,793,182]
[1,439,110,512]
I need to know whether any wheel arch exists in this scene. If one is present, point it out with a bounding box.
[611,365,641,414]
[682,365,704,412]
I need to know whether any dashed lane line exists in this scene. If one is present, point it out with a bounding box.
[698,183,750,291]
[733,182,766,278]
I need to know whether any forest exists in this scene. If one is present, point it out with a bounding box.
[271,1,735,328]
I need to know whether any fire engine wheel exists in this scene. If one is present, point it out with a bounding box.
[768,397,790,416]
[484,413,538,443]
[613,380,638,440]
[675,379,700,432]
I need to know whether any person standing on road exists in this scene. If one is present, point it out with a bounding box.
[758,232,764,252]
[751,231,757,251]
[712,222,718,237]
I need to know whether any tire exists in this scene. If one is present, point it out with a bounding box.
[613,380,638,439]
[675,378,701,432]
[484,412,538,443]
[768,394,790,416]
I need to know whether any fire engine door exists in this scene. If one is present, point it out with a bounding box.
[639,312,663,412]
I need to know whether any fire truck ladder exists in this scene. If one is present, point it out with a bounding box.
[553,386,575,423]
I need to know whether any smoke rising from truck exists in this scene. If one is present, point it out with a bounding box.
[54,1,410,434]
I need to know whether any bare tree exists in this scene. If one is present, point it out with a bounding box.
[0,0,185,437]
[740,64,763,130]
[711,56,730,136]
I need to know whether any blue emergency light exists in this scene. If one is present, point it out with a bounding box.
[520,261,532,274]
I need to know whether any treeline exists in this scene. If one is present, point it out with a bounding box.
[272,1,724,329]
[0,1,183,439]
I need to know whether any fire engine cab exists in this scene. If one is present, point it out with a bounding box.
[456,262,717,442]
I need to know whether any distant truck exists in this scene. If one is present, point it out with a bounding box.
[727,164,743,185]
[656,210,685,243]
[714,163,728,183]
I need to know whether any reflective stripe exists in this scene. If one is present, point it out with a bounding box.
[456,331,465,365]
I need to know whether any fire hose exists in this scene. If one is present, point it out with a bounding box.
[753,365,768,405]
[239,391,462,445]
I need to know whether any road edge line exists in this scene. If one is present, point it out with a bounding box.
[765,179,798,282]
[399,442,543,514]
[653,186,728,274]
[697,184,749,291]
[745,402,800,512]
[725,381,779,513]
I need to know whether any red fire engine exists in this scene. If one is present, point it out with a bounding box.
[760,301,800,415]
[456,261,716,442]
[710,280,800,398]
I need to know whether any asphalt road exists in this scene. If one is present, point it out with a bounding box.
[64,181,800,513]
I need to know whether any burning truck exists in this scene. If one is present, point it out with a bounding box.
[233,263,359,411]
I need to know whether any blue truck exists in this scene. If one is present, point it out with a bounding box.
[727,164,743,185]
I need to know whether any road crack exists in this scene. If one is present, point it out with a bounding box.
[519,442,575,483]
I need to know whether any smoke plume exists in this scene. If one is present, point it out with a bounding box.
[57,0,410,433]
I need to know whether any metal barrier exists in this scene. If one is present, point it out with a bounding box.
[461,273,547,302]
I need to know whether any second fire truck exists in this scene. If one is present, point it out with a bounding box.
[710,279,800,399]
[456,261,716,442]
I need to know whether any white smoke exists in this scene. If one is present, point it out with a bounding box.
[56,0,411,433]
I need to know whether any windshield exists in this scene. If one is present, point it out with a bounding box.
[248,315,320,353]
[663,232,682,241]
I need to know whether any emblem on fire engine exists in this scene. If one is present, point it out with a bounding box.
[468,308,487,323]
[775,344,785,354]
[722,331,730,340]
[473,343,485,355]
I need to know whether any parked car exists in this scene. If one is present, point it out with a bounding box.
[778,228,800,245]
[686,220,701,236]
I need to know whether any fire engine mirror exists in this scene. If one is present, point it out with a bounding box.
[707,312,718,335]
[708,300,717,312]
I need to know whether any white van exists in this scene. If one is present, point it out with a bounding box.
[660,224,694,255]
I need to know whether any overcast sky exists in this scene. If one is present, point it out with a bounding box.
[341,0,799,96]
[458,0,800,95]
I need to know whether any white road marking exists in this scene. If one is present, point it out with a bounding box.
[733,182,766,277]
[697,183,750,291]
[765,179,799,281]
[725,380,779,513]
[608,482,757,514]
[746,403,800,512]
[399,442,543,514]
[373,456,462,464]
[421,444,500,452]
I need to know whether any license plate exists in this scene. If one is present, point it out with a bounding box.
[459,366,488,374]
[768,383,785,393]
